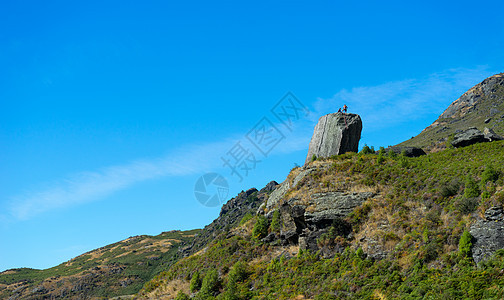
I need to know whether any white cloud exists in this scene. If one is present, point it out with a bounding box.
[6,66,497,221]
[7,139,236,221]
[314,66,496,132]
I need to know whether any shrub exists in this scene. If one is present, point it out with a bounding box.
[378,146,386,156]
[360,144,374,155]
[175,291,190,300]
[464,176,480,198]
[459,230,473,258]
[228,261,249,283]
[481,164,499,186]
[269,210,281,233]
[252,215,268,240]
[377,153,385,164]
[311,154,317,162]
[239,213,253,226]
[199,269,221,298]
[441,179,461,197]
[190,271,202,292]
[456,197,478,214]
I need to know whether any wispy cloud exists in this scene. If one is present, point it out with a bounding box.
[6,66,498,221]
[314,66,496,132]
[7,139,236,221]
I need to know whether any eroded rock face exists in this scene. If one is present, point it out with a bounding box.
[304,192,374,229]
[470,206,504,263]
[305,113,362,164]
[265,167,316,210]
[265,191,374,254]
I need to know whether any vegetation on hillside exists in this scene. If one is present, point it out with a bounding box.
[138,141,504,299]
[0,230,200,299]
[399,77,504,151]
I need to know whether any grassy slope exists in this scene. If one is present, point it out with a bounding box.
[0,229,200,299]
[139,141,504,299]
[399,80,504,150]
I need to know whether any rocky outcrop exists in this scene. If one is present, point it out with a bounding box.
[439,74,504,120]
[451,127,488,147]
[399,73,504,151]
[265,167,316,210]
[470,206,504,263]
[304,192,374,229]
[265,190,374,254]
[305,113,362,164]
[384,146,426,157]
[451,127,504,148]
[180,181,277,256]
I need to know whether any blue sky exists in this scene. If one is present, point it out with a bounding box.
[1,0,503,271]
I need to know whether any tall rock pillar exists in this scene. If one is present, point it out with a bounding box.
[305,112,362,164]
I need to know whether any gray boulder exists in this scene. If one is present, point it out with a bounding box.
[451,127,488,148]
[451,127,504,148]
[384,146,426,157]
[305,112,362,164]
[470,206,504,263]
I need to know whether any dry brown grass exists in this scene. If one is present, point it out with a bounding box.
[249,245,299,266]
[143,279,190,299]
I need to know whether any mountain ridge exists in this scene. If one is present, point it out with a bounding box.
[2,72,504,299]
[399,72,504,151]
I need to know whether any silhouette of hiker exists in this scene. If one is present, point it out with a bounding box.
[343,104,348,113]
[338,108,342,113]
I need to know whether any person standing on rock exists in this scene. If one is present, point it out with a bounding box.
[343,104,348,113]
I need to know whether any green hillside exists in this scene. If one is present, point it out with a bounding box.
[138,141,504,299]
[0,229,199,299]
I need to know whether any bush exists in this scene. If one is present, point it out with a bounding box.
[228,261,249,283]
[175,291,190,300]
[456,197,478,214]
[199,269,221,298]
[190,271,202,292]
[481,164,499,185]
[360,144,374,155]
[239,213,253,226]
[311,154,317,162]
[252,215,268,240]
[377,153,385,164]
[459,230,473,258]
[441,179,461,197]
[269,210,281,233]
[464,176,480,198]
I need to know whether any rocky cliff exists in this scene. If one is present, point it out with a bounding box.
[305,112,362,164]
[400,73,504,151]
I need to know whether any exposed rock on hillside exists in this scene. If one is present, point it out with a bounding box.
[384,146,426,157]
[260,160,376,256]
[179,181,278,256]
[451,127,489,147]
[399,73,504,151]
[470,206,504,264]
[305,112,362,164]
[451,127,503,148]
